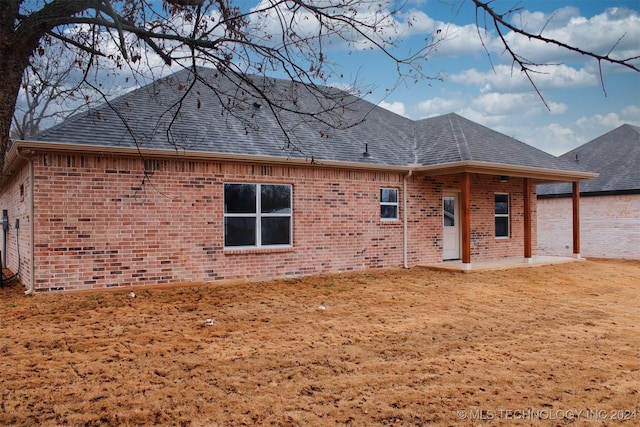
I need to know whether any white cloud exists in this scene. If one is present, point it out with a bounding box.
[575,107,640,135]
[394,9,438,36]
[412,89,569,129]
[432,23,487,57]
[577,112,622,131]
[449,64,597,93]
[513,106,640,156]
[497,6,640,67]
[249,1,442,53]
[392,14,489,58]
[535,106,640,155]
[620,105,640,123]
[513,6,582,32]
[378,100,407,117]
[416,96,466,117]
[526,123,585,156]
[474,92,567,116]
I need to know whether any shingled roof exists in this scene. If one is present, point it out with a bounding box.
[537,124,640,197]
[24,67,589,178]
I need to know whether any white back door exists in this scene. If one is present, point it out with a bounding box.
[443,193,460,260]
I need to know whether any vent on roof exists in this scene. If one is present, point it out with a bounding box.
[363,143,371,157]
[575,154,579,163]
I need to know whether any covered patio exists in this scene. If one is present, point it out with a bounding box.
[411,163,596,270]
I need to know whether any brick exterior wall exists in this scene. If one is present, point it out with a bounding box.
[0,163,32,288]
[537,194,640,259]
[1,152,538,291]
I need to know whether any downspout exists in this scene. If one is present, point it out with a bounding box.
[403,170,413,269]
[16,150,35,295]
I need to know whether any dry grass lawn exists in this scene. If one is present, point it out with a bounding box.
[0,259,639,426]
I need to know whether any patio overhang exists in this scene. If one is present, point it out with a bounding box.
[411,160,598,182]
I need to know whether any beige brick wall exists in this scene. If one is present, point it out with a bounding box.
[2,152,538,291]
[537,194,640,259]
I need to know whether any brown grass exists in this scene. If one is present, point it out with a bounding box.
[0,259,639,426]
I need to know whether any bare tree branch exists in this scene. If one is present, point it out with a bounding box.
[474,0,639,72]
[473,0,640,104]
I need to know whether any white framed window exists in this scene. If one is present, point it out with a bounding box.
[224,183,292,248]
[495,193,509,238]
[380,188,399,220]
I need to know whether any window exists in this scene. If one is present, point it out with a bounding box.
[224,183,292,248]
[443,197,455,227]
[380,188,399,220]
[495,193,509,238]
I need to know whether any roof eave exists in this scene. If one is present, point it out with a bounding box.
[6,140,412,173]
[1,140,29,185]
[5,142,598,183]
[412,160,598,182]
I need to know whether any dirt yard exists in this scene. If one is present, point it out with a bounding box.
[0,259,638,426]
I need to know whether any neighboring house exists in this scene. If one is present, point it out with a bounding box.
[0,68,595,292]
[537,124,640,259]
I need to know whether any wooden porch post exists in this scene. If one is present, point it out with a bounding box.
[572,181,581,257]
[523,178,532,260]
[461,172,471,267]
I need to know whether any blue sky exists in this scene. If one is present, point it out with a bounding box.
[331,0,640,155]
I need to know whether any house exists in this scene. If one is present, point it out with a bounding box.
[0,68,596,292]
[537,124,640,259]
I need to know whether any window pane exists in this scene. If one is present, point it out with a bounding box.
[380,205,398,219]
[381,188,398,203]
[443,198,455,227]
[261,185,291,213]
[261,217,291,245]
[225,217,256,246]
[495,217,509,237]
[495,194,509,214]
[224,184,256,213]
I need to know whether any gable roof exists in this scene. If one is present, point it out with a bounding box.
[10,67,593,181]
[538,124,640,197]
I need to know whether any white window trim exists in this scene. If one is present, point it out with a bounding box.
[224,183,293,249]
[495,192,510,239]
[380,188,399,221]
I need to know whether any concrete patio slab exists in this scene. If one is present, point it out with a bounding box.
[423,255,585,272]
